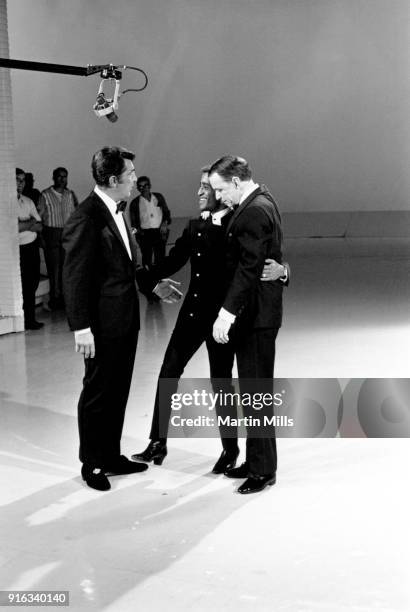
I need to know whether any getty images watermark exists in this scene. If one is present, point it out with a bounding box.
[170,388,293,428]
[158,378,410,438]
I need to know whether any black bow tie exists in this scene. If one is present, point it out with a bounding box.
[116,201,127,214]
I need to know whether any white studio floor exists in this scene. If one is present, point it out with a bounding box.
[0,237,409,612]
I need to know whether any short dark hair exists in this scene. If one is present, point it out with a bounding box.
[91,147,135,187]
[136,175,151,187]
[16,167,25,176]
[209,155,252,181]
[52,167,68,181]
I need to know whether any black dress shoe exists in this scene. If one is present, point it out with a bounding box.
[237,474,276,494]
[132,440,167,466]
[104,455,148,475]
[224,462,249,478]
[25,320,44,330]
[212,449,240,474]
[81,465,111,491]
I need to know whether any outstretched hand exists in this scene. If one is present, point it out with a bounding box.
[153,278,183,303]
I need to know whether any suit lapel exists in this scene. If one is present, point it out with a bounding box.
[221,208,234,228]
[93,193,133,261]
[225,187,261,235]
[124,216,139,265]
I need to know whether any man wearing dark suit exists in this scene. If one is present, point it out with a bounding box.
[62,146,179,491]
[129,176,171,267]
[132,166,288,475]
[210,155,288,494]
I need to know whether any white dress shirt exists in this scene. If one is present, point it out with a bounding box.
[17,194,41,246]
[139,194,162,229]
[94,186,132,259]
[200,207,232,225]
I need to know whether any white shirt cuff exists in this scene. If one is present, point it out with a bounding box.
[218,308,236,324]
[74,328,91,340]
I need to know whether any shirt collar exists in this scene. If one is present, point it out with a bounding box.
[94,185,118,214]
[141,193,156,204]
[211,207,231,224]
[239,181,259,205]
[51,187,64,196]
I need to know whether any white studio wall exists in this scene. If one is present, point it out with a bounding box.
[7,0,410,216]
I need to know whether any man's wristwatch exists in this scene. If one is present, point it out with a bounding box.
[279,265,288,283]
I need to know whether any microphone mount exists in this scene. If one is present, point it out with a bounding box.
[0,58,148,122]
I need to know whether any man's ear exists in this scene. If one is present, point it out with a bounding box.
[232,176,241,189]
[108,175,118,188]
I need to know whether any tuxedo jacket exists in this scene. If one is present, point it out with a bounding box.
[223,185,286,330]
[62,191,153,338]
[129,192,171,231]
[150,212,233,326]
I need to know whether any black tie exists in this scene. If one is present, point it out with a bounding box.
[116,201,127,214]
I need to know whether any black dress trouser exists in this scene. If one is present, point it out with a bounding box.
[234,327,279,477]
[149,316,238,453]
[19,239,40,326]
[43,226,64,303]
[137,228,166,267]
[78,327,139,467]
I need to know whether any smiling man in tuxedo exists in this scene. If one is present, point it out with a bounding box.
[132,165,288,476]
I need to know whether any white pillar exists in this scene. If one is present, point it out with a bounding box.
[0,0,24,334]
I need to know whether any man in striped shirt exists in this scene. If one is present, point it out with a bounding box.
[38,167,79,310]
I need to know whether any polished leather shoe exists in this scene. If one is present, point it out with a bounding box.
[237,474,276,494]
[81,465,111,491]
[132,440,167,466]
[104,455,148,475]
[212,449,240,474]
[224,462,249,478]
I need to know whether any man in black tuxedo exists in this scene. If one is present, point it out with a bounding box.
[132,165,288,475]
[63,146,180,491]
[210,155,287,494]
